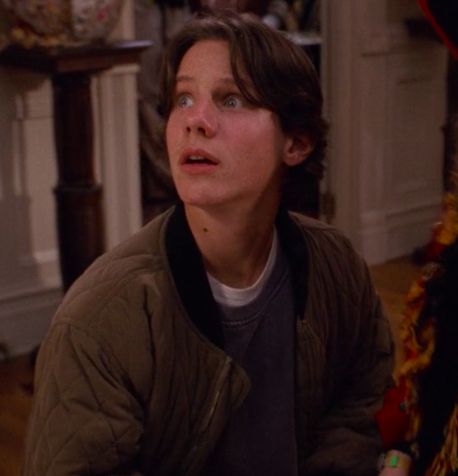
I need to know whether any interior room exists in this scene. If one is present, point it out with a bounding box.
[0,0,454,474]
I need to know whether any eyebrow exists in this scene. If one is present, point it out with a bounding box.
[175,75,238,86]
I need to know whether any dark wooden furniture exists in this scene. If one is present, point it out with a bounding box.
[0,40,151,290]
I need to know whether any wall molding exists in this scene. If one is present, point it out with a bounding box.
[94,63,142,249]
[325,0,362,245]
[0,286,61,356]
[0,0,139,356]
[325,0,446,264]
[0,70,61,358]
[360,197,442,264]
[386,197,442,220]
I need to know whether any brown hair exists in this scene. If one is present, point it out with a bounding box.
[159,10,327,178]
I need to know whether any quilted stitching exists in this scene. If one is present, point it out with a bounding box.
[25,315,147,475]
[22,209,393,476]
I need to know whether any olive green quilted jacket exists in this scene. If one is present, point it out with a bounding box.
[23,205,393,476]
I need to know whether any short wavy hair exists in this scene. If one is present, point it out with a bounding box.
[159,10,328,179]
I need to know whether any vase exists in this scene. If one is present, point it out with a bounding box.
[1,0,124,47]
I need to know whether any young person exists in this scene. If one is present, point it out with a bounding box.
[23,11,393,476]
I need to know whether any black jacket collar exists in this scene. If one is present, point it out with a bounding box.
[165,203,309,349]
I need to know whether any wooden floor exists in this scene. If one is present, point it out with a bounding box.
[0,256,422,476]
[0,354,34,476]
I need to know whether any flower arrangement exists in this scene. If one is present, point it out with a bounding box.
[1,0,124,48]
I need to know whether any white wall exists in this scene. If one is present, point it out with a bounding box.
[325,0,447,264]
[0,0,142,356]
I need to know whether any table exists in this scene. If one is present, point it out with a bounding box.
[0,40,152,290]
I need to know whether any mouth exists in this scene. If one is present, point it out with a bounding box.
[185,155,217,165]
[179,149,219,168]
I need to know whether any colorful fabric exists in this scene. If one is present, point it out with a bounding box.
[397,191,458,475]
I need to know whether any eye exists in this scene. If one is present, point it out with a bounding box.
[223,94,243,109]
[176,93,194,108]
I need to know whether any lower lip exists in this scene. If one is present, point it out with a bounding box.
[180,162,218,174]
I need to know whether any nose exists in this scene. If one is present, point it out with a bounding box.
[185,101,218,138]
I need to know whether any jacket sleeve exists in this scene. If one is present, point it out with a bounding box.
[303,258,395,476]
[22,319,148,476]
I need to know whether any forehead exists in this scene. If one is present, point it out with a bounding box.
[175,38,258,99]
[177,40,232,77]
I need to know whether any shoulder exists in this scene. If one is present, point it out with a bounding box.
[51,208,175,338]
[287,216,392,368]
[286,212,372,302]
[288,212,354,249]
[33,211,178,411]
[288,212,364,267]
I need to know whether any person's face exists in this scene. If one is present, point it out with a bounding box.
[166,40,304,211]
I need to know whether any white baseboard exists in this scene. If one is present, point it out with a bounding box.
[0,287,62,357]
[359,216,389,265]
[360,199,442,265]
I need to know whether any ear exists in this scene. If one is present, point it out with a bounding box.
[282,134,314,167]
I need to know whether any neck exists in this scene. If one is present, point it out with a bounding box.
[185,203,278,288]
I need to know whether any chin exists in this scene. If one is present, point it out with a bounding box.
[174,181,223,205]
[177,190,223,208]
[180,197,227,209]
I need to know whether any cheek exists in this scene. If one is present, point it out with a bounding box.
[238,122,284,157]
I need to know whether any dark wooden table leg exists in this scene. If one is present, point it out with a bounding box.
[52,72,105,291]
